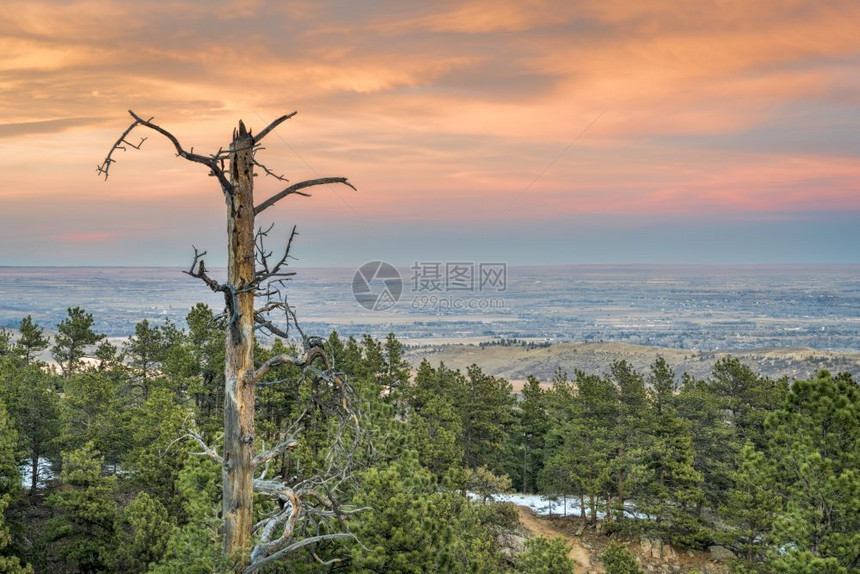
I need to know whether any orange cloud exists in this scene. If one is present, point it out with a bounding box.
[0,0,858,264]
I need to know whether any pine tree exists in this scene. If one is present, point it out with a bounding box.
[45,443,117,572]
[110,492,173,573]
[675,373,738,513]
[148,452,225,574]
[602,542,644,574]
[643,358,704,545]
[407,361,464,476]
[121,387,191,507]
[538,369,576,505]
[765,372,859,572]
[51,307,104,378]
[0,330,11,358]
[458,365,514,472]
[59,370,129,467]
[516,536,575,574]
[0,398,33,573]
[610,360,650,521]
[2,363,61,494]
[349,455,502,573]
[410,393,464,477]
[124,319,167,400]
[710,357,786,450]
[185,304,225,434]
[326,331,346,370]
[340,336,364,380]
[157,318,197,398]
[544,371,617,523]
[348,457,444,572]
[578,371,619,521]
[518,375,549,494]
[382,333,410,408]
[721,442,780,562]
[360,334,385,391]
[16,316,48,365]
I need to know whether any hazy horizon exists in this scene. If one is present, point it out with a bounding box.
[3,265,858,353]
[3,262,860,269]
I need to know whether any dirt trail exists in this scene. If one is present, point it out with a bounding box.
[516,506,604,573]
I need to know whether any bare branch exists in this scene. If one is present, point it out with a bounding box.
[254,177,356,215]
[248,484,300,565]
[186,431,222,464]
[245,533,356,573]
[126,111,233,192]
[253,159,289,182]
[255,225,298,285]
[252,347,328,383]
[312,552,343,566]
[98,111,233,194]
[252,346,328,384]
[252,434,301,468]
[183,246,223,293]
[183,246,241,326]
[252,111,298,144]
[253,312,291,339]
[285,303,308,342]
[96,117,146,179]
[254,301,282,315]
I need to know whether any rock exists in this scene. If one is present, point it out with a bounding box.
[495,531,526,561]
[640,537,653,556]
[574,524,584,536]
[661,542,677,561]
[708,545,736,562]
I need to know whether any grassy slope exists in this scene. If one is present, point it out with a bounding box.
[406,341,860,390]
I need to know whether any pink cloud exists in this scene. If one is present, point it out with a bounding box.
[0,0,858,264]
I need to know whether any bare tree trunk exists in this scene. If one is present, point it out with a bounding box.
[589,494,596,524]
[617,444,625,521]
[100,111,356,571]
[223,121,257,564]
[607,493,613,522]
[30,448,40,494]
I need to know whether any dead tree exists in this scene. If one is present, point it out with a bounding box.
[100,111,359,570]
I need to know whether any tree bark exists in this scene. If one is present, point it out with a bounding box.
[223,121,257,566]
[30,448,39,494]
[617,444,625,521]
[100,111,355,570]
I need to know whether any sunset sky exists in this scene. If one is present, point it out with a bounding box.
[1,0,859,266]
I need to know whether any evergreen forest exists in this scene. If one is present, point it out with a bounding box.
[0,306,857,573]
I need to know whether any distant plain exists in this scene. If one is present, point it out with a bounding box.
[2,265,858,381]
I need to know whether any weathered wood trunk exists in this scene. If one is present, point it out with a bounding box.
[30,450,40,494]
[100,110,355,570]
[223,121,257,565]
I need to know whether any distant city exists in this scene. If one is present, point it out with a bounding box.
[1,265,858,352]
